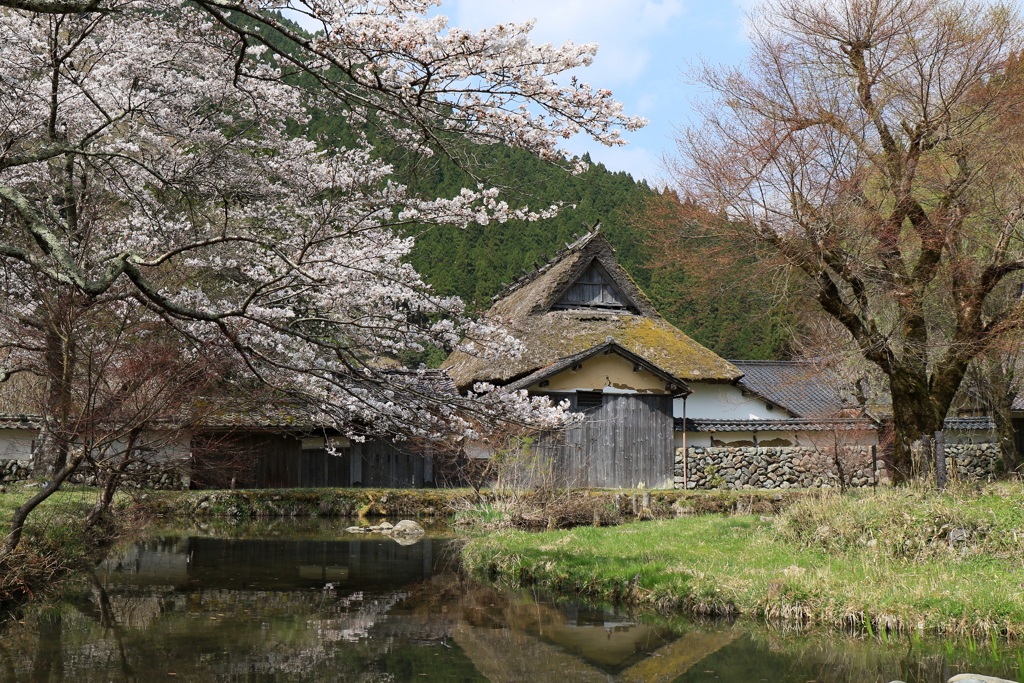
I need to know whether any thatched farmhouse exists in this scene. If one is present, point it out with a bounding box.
[442,227,745,488]
[0,225,1008,490]
[442,227,930,490]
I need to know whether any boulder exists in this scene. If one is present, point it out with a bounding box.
[388,519,425,536]
[948,675,1019,683]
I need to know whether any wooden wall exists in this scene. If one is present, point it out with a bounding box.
[191,432,434,489]
[531,393,674,489]
[349,440,433,488]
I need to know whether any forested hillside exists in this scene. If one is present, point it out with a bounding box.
[266,13,787,362]
[395,148,791,361]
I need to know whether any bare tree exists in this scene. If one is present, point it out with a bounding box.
[672,0,1024,478]
[0,283,228,554]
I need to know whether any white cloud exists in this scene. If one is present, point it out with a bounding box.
[447,0,687,86]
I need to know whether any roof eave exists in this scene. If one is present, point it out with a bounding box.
[505,340,692,396]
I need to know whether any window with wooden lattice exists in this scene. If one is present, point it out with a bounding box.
[553,261,631,310]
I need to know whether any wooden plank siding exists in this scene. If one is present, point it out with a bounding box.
[553,262,629,310]
[531,392,674,489]
[192,433,434,489]
[350,440,433,488]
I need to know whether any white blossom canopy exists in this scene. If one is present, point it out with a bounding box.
[0,0,641,438]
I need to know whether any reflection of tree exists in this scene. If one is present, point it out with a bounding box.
[28,610,61,683]
[86,576,133,679]
[3,532,1021,682]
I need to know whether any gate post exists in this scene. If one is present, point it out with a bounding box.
[934,430,947,491]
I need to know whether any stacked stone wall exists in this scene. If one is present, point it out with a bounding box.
[675,442,1002,490]
[0,459,32,484]
[943,443,1001,480]
[0,458,189,490]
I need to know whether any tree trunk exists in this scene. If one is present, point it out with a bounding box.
[2,449,86,556]
[85,442,135,530]
[85,469,120,530]
[993,398,1018,474]
[35,325,74,478]
[888,367,944,482]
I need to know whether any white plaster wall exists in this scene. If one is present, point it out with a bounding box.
[945,429,998,445]
[100,432,191,463]
[676,428,877,450]
[674,381,794,420]
[0,429,34,460]
[144,433,191,462]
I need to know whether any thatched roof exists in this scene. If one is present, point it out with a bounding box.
[442,227,741,389]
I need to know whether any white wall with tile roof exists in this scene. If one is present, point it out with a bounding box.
[673,381,796,421]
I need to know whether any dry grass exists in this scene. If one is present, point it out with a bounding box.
[0,484,110,606]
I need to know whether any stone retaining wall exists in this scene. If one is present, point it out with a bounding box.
[0,459,32,484]
[0,458,189,490]
[942,443,1001,480]
[675,445,881,490]
[675,442,1002,490]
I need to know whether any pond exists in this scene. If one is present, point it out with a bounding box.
[0,518,1021,682]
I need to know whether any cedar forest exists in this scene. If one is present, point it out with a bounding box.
[260,12,792,366]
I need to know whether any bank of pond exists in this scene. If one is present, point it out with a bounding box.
[0,517,1021,682]
[1,483,1024,680]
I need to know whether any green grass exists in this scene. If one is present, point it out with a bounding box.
[462,481,1024,638]
[0,484,98,546]
[0,483,109,605]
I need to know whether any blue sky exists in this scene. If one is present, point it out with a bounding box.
[447,0,755,185]
[289,1,754,184]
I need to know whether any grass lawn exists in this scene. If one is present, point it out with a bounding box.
[462,482,1024,638]
[0,483,98,542]
[0,484,106,604]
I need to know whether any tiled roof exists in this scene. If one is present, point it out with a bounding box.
[730,360,849,418]
[678,417,875,432]
[202,370,459,430]
[676,416,994,433]
[0,414,40,429]
[943,417,996,431]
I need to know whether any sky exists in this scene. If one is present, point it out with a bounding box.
[287,1,755,185]
[445,0,755,185]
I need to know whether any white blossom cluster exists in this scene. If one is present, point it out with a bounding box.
[0,0,638,439]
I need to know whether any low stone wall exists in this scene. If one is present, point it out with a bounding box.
[675,442,1002,490]
[68,461,190,490]
[943,443,1001,480]
[0,458,189,490]
[0,459,32,484]
[675,445,882,490]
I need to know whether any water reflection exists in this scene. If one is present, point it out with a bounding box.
[0,523,1020,682]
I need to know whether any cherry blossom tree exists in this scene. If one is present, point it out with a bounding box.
[0,0,640,551]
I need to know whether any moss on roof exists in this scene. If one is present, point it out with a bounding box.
[443,230,741,388]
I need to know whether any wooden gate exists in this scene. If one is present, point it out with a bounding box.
[533,392,674,489]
